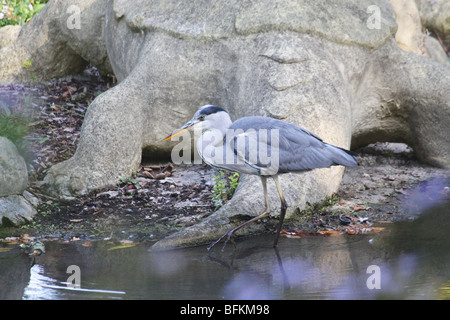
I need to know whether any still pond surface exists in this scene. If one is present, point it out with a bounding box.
[1,202,449,300]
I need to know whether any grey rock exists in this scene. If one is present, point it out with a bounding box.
[0,195,36,227]
[0,0,112,82]
[0,137,28,197]
[425,35,450,66]
[416,0,450,47]
[0,137,37,227]
[389,0,449,66]
[23,190,40,207]
[0,25,21,49]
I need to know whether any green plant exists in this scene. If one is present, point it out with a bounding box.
[119,176,141,189]
[211,170,240,208]
[38,135,49,144]
[21,58,32,68]
[0,104,31,157]
[0,0,48,27]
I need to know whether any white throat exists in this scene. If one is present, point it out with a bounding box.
[196,111,232,163]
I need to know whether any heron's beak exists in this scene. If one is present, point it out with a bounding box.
[162,120,195,141]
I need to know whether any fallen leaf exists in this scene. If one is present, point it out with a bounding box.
[107,243,136,251]
[143,171,155,178]
[2,237,20,244]
[82,241,92,247]
[368,227,385,233]
[317,230,343,236]
[344,226,385,235]
[345,228,358,235]
[5,240,20,245]
[120,239,134,244]
[22,234,34,241]
[155,173,166,179]
[280,229,316,238]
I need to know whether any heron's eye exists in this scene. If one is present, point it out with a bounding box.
[199,115,206,121]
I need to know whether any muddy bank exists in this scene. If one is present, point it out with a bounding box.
[297,142,450,234]
[0,72,449,246]
[3,141,448,247]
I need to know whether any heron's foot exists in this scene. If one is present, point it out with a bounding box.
[207,229,237,252]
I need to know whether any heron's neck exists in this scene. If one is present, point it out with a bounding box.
[197,114,232,151]
[211,115,232,138]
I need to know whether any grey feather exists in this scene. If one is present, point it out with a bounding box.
[228,116,357,174]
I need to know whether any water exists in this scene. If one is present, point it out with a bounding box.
[0,202,449,300]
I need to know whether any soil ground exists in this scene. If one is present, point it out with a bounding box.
[0,69,449,245]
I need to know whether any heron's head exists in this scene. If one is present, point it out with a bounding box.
[163,105,231,141]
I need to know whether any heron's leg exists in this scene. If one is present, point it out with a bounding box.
[207,177,270,251]
[273,175,288,247]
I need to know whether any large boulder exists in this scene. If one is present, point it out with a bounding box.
[390,0,449,65]
[0,0,449,248]
[0,194,37,226]
[0,136,28,197]
[0,0,112,82]
[0,137,37,226]
[0,25,21,49]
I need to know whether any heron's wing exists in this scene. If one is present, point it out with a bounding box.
[229,116,357,173]
[229,130,279,175]
[230,117,326,171]
[277,124,359,171]
[197,129,262,175]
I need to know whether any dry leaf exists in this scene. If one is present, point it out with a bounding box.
[107,243,136,251]
[317,230,343,236]
[82,241,92,247]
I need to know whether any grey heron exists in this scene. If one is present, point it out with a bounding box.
[163,105,358,250]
